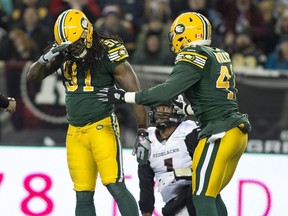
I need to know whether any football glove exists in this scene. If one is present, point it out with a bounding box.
[97,87,126,104]
[5,97,16,113]
[132,128,151,165]
[172,95,194,116]
[38,42,71,64]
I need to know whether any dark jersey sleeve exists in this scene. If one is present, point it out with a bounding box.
[102,38,129,73]
[138,163,155,214]
[134,63,201,106]
[0,93,9,109]
[185,128,200,159]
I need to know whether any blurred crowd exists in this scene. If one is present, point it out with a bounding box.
[0,0,288,70]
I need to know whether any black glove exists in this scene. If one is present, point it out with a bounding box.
[132,129,151,165]
[97,87,126,104]
[172,95,194,116]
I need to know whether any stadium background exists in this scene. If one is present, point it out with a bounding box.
[1,0,288,215]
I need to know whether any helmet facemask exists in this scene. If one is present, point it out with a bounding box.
[67,38,87,59]
[168,31,175,53]
[149,103,185,130]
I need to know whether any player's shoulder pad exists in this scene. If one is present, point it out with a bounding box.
[179,120,198,134]
[102,38,129,62]
[175,46,208,69]
[148,126,157,136]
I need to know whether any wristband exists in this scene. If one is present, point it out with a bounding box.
[124,92,136,103]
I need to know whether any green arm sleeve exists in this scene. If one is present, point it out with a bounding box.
[135,63,201,106]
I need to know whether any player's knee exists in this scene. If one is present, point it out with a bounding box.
[76,191,95,203]
[162,185,191,215]
[75,191,96,216]
[106,182,127,200]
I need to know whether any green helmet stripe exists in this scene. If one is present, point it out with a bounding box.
[58,10,69,43]
[197,13,209,40]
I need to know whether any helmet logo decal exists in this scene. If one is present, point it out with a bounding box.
[175,24,185,34]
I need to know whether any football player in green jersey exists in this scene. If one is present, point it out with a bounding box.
[27,9,149,216]
[98,12,251,216]
[0,93,16,113]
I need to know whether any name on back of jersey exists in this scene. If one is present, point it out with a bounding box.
[213,51,231,63]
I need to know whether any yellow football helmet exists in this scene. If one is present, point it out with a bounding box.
[54,9,93,58]
[168,12,212,53]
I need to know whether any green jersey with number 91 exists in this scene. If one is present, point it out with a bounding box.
[135,45,251,138]
[59,39,128,126]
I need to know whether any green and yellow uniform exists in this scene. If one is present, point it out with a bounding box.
[134,45,251,198]
[59,39,129,190]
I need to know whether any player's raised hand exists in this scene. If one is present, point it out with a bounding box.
[38,42,71,65]
[97,87,126,104]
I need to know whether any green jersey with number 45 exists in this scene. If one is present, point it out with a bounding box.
[135,45,251,138]
[59,38,128,126]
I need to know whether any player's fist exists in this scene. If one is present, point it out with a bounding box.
[5,97,16,113]
[97,87,126,104]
